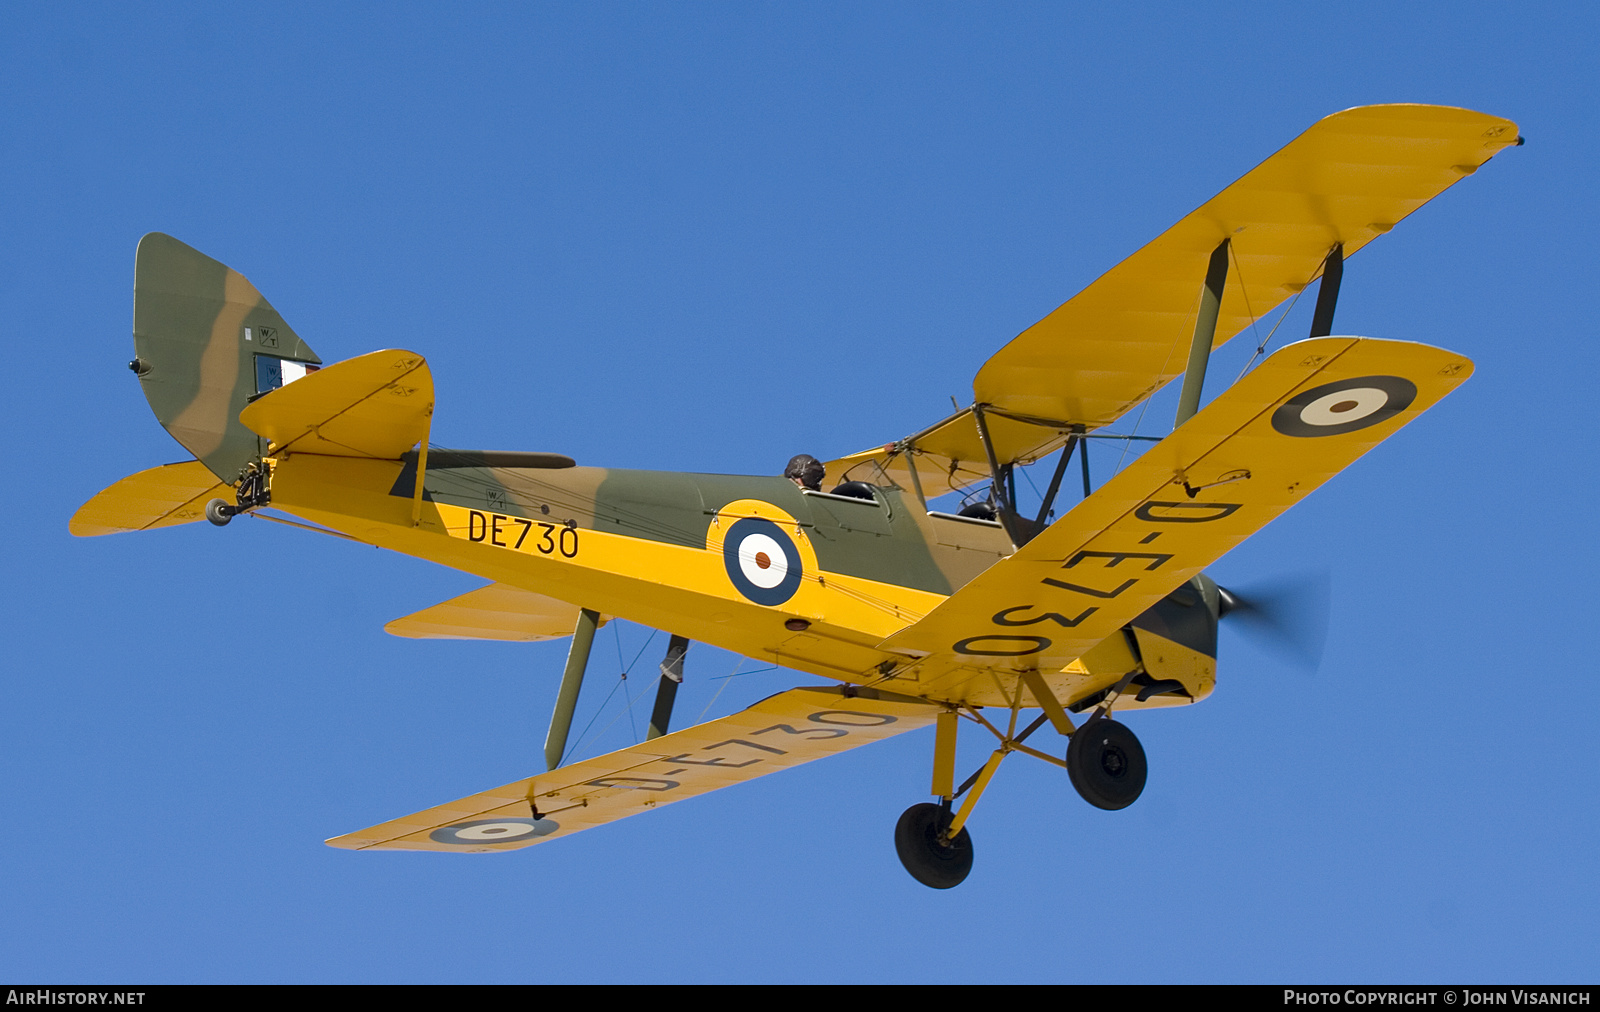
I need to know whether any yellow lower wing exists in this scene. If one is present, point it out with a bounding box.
[385,582,609,642]
[327,686,942,853]
[882,336,1472,681]
[69,460,232,536]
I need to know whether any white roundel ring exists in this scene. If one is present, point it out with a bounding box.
[1271,375,1417,437]
[737,533,789,589]
[1298,387,1391,426]
[429,817,559,845]
[722,517,803,606]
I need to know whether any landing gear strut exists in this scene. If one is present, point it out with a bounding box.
[892,673,1153,887]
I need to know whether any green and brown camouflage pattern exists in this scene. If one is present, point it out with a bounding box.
[133,233,320,483]
[388,456,1016,596]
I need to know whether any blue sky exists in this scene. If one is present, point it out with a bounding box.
[3,2,1596,983]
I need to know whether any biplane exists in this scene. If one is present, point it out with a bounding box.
[72,104,1519,888]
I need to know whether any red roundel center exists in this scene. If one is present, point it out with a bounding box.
[1330,399,1360,414]
[754,552,771,570]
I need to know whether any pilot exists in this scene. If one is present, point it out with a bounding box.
[784,454,825,491]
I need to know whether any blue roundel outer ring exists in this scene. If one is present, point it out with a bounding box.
[1271,375,1418,437]
[722,517,804,606]
[429,817,559,846]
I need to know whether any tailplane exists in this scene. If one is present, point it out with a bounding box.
[69,459,232,537]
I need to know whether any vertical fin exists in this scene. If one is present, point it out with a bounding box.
[131,233,321,482]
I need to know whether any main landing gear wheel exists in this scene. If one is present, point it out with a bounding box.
[1066,719,1147,811]
[894,803,973,889]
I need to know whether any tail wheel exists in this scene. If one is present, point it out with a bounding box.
[894,803,973,889]
[1066,718,1147,810]
[204,498,233,527]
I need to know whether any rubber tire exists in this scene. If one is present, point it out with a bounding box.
[204,498,233,527]
[1066,718,1147,811]
[894,803,973,889]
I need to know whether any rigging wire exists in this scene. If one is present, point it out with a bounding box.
[623,662,640,744]
[696,656,751,722]
[1114,284,1204,476]
[566,679,651,761]
[708,664,778,681]
[1018,458,1047,515]
[561,624,658,762]
[623,624,658,676]
[1228,239,1264,358]
[563,673,627,763]
[1110,240,1301,477]
[246,511,362,542]
[622,628,658,744]
[1233,274,1312,382]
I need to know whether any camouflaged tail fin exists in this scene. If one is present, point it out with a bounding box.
[131,234,322,483]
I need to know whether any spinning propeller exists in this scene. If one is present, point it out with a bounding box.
[1216,572,1332,675]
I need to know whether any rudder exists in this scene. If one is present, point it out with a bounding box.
[130,234,321,483]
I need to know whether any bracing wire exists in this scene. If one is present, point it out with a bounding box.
[1233,276,1313,382]
[1115,284,1204,476]
[622,628,658,744]
[563,674,627,763]
[623,626,659,678]
[697,663,781,724]
[1019,461,1045,507]
[561,624,658,763]
[697,656,747,723]
[623,663,640,744]
[708,664,778,681]
[1228,240,1264,357]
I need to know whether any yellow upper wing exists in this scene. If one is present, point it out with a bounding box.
[327,685,941,853]
[830,406,1064,498]
[881,336,1473,703]
[239,349,432,459]
[830,104,1517,497]
[69,460,232,536]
